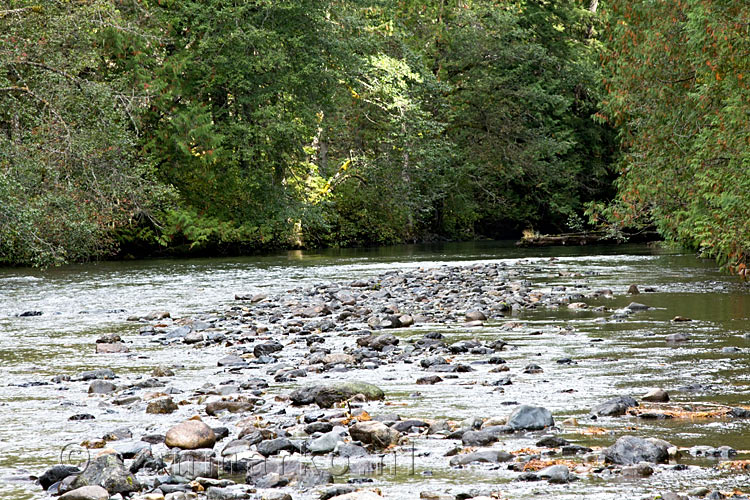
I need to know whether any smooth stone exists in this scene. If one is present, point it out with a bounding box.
[89,380,117,395]
[626,302,649,311]
[461,431,498,447]
[642,388,669,402]
[308,429,345,454]
[507,405,554,430]
[537,464,570,483]
[60,485,110,500]
[257,438,297,457]
[96,343,130,354]
[39,465,80,490]
[165,421,217,450]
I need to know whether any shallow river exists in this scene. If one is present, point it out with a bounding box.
[1,241,750,499]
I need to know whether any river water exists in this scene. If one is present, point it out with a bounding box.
[1,241,750,499]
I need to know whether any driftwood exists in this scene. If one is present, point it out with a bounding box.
[517,230,660,247]
[517,231,613,247]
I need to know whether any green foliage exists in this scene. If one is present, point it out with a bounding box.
[1,0,619,265]
[0,1,170,266]
[599,0,749,274]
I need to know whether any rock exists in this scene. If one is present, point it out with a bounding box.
[672,316,692,322]
[507,405,554,430]
[603,435,670,465]
[96,334,121,344]
[622,463,654,477]
[70,453,139,494]
[349,421,399,449]
[416,375,443,385]
[165,420,217,449]
[184,331,204,344]
[19,310,43,317]
[465,310,487,322]
[88,380,116,394]
[537,464,570,483]
[78,368,116,381]
[561,445,592,455]
[39,465,80,490]
[626,302,649,311]
[96,343,130,354]
[206,486,252,500]
[254,341,283,358]
[60,485,110,500]
[320,486,357,500]
[323,491,382,500]
[666,333,690,342]
[217,355,248,367]
[152,366,175,377]
[627,285,640,294]
[257,438,297,457]
[291,382,385,408]
[357,333,398,351]
[146,397,178,414]
[460,431,498,447]
[592,396,638,416]
[170,460,218,480]
[536,437,570,448]
[308,429,346,454]
[206,401,255,416]
[323,353,356,365]
[144,311,170,320]
[398,314,415,327]
[642,388,669,402]
[449,449,512,465]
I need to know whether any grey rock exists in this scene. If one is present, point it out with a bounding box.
[39,465,80,490]
[449,449,512,465]
[507,405,554,430]
[603,435,670,465]
[70,453,139,494]
[170,460,218,480]
[592,396,638,416]
[537,464,570,483]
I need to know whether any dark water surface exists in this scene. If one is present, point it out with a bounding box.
[2,241,750,498]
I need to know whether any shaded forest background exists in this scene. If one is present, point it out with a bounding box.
[0,1,747,272]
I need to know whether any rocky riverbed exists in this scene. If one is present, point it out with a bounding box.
[5,253,750,500]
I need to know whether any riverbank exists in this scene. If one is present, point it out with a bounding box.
[2,245,750,500]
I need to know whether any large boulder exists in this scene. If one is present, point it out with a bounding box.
[349,421,399,449]
[603,435,670,465]
[165,420,217,449]
[69,453,139,494]
[507,405,554,430]
[592,396,638,417]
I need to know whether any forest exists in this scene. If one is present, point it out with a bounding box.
[0,0,747,271]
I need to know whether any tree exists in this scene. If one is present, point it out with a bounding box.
[0,1,167,266]
[600,0,749,273]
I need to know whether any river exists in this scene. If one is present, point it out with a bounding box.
[1,241,750,499]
